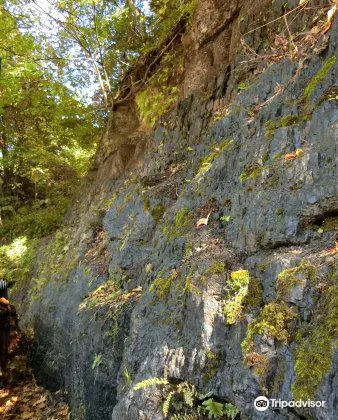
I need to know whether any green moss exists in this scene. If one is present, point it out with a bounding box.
[258,261,270,272]
[303,56,336,102]
[162,208,193,241]
[196,139,233,177]
[174,208,191,228]
[264,115,299,139]
[242,301,297,356]
[79,280,142,311]
[184,240,193,259]
[151,203,165,223]
[262,152,270,163]
[183,271,200,296]
[34,228,75,286]
[119,223,133,251]
[83,266,92,276]
[276,260,315,299]
[136,47,186,127]
[124,193,132,203]
[205,262,226,275]
[224,269,250,324]
[149,269,180,300]
[272,151,284,161]
[275,208,284,216]
[263,172,280,189]
[142,193,151,212]
[239,165,268,183]
[244,277,263,309]
[292,284,338,399]
[203,350,221,383]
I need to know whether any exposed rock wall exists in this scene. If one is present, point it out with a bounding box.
[13,2,337,419]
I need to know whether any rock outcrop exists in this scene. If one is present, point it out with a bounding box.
[13,1,337,419]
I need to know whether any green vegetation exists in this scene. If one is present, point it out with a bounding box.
[292,284,338,399]
[202,399,225,418]
[79,280,142,311]
[151,203,165,223]
[275,208,284,216]
[276,260,315,299]
[244,277,263,309]
[242,301,297,360]
[80,280,142,344]
[239,165,268,183]
[224,270,248,324]
[122,366,133,391]
[220,215,231,223]
[265,115,299,138]
[149,269,180,300]
[92,353,103,370]
[241,300,297,386]
[205,262,226,276]
[0,0,199,291]
[0,236,39,287]
[242,258,336,395]
[203,350,221,383]
[308,216,338,233]
[136,52,183,127]
[162,208,193,241]
[303,56,336,102]
[133,375,239,419]
[133,376,195,417]
[197,140,233,177]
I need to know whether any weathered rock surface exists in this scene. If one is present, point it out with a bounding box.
[13,3,337,420]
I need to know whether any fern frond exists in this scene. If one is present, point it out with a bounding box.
[163,390,175,417]
[180,382,195,407]
[133,376,169,391]
[224,402,240,420]
[170,414,199,420]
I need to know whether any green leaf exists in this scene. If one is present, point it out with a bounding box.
[202,399,225,419]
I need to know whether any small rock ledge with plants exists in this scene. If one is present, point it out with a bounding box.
[9,2,338,420]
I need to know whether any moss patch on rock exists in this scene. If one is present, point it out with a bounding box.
[79,280,142,311]
[203,349,221,383]
[264,114,309,139]
[303,56,336,102]
[151,203,165,223]
[162,208,193,241]
[223,270,262,325]
[149,269,180,300]
[242,301,297,356]
[205,262,226,276]
[276,260,315,299]
[196,139,233,177]
[239,165,269,183]
[292,284,338,399]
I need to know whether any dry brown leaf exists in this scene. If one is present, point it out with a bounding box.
[196,212,211,228]
[284,148,304,161]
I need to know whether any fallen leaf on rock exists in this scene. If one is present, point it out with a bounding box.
[196,212,211,228]
[284,148,304,161]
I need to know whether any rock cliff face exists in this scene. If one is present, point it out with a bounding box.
[13,1,337,419]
